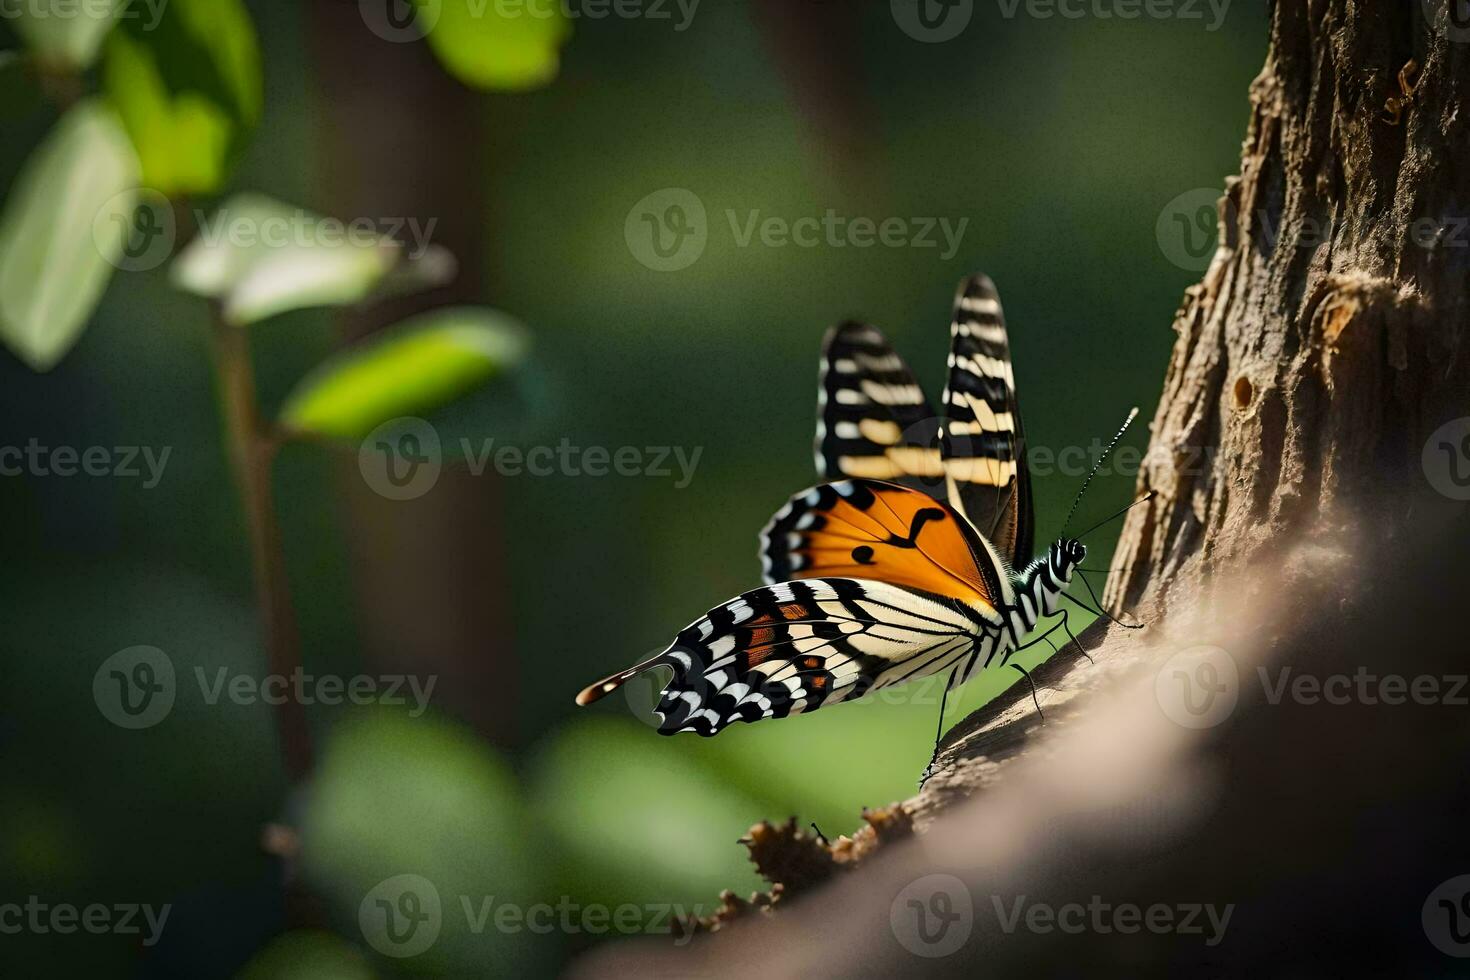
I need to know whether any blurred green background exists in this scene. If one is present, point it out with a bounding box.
[0,1,1266,976]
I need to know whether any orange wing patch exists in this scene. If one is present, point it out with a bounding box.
[760,479,1003,610]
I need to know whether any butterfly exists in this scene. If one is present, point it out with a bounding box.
[576,274,1106,766]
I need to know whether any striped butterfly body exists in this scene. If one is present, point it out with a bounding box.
[576,274,1086,742]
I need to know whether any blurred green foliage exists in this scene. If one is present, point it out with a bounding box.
[10,0,121,68]
[279,309,529,441]
[416,0,571,91]
[171,194,453,326]
[0,99,137,370]
[102,0,261,195]
[0,1,1268,976]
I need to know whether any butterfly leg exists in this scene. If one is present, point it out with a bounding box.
[1056,607,1095,665]
[1011,663,1045,722]
[919,666,960,787]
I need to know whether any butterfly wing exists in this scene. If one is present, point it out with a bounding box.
[758,478,1010,612]
[814,321,945,496]
[577,578,982,736]
[940,274,1034,569]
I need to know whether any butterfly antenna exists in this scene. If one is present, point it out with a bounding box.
[1060,407,1139,538]
[1010,664,1045,722]
[1076,490,1157,542]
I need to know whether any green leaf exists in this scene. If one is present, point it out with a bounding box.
[279,307,530,441]
[101,0,260,195]
[0,100,140,372]
[170,193,455,326]
[416,0,571,91]
[10,0,123,69]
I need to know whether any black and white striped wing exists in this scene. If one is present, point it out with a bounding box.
[815,321,944,497]
[940,274,1034,569]
[576,579,979,736]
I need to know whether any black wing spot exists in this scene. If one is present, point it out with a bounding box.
[851,545,875,564]
[884,507,947,549]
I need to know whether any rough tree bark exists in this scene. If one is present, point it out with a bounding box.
[577,3,1470,976]
[1106,0,1470,618]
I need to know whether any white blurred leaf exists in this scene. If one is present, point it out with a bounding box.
[171,194,454,325]
[0,100,139,371]
[12,0,123,69]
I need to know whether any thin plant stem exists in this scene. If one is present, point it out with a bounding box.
[208,306,313,785]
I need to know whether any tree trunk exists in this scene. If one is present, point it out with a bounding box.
[575,3,1470,975]
[308,2,518,746]
[1107,0,1470,617]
